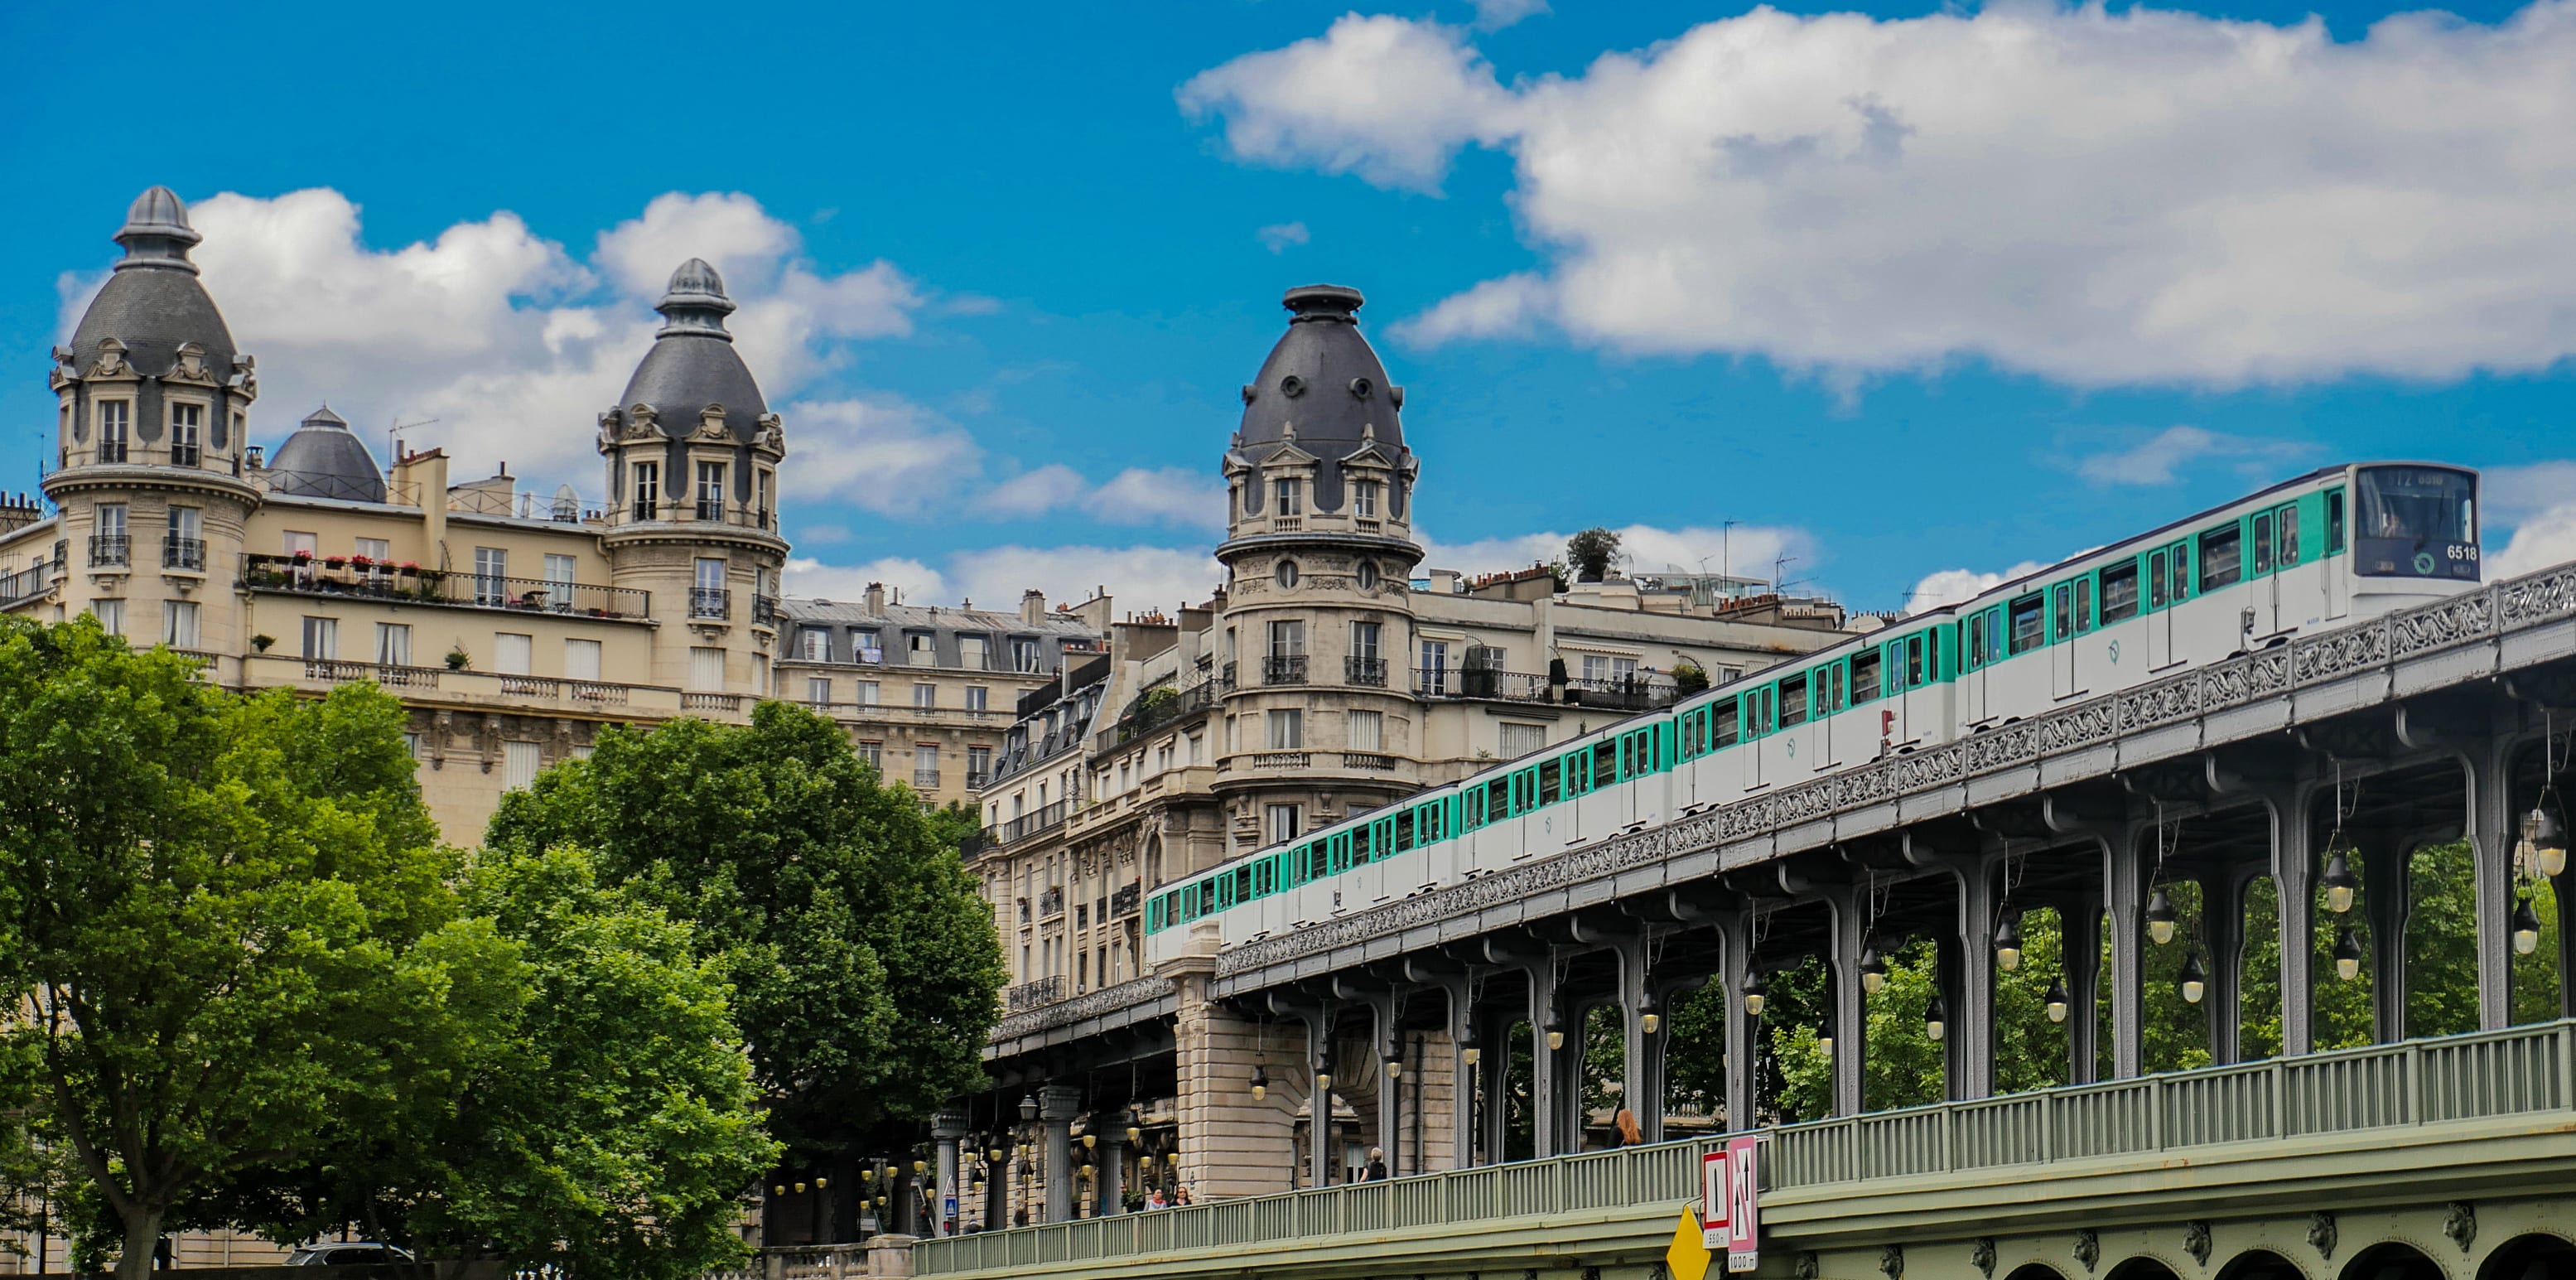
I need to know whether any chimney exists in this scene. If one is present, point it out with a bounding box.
[1020,588,1046,626]
[865,581,886,615]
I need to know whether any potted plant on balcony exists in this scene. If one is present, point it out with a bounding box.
[1672,659,1710,696]
[251,634,274,653]
[444,645,471,671]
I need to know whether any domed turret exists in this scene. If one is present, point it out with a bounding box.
[65,186,238,383]
[265,405,387,503]
[1230,285,1413,519]
[610,258,768,440]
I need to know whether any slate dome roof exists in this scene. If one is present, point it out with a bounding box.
[1234,284,1411,514]
[65,186,238,381]
[266,404,387,504]
[615,258,768,437]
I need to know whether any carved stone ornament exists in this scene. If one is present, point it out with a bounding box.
[92,339,128,378]
[2442,1201,2476,1254]
[2307,1212,2337,1260]
[171,341,208,381]
[1972,1237,1998,1278]
[1879,1244,1904,1279]
[2183,1220,2212,1266]
[1797,1253,1820,1280]
[624,404,661,439]
[2073,1230,2100,1273]
[695,406,730,439]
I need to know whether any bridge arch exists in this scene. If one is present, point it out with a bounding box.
[2477,1232,2576,1280]
[2106,1255,2186,1280]
[2217,1249,2310,1280]
[2340,1242,2445,1280]
[2005,1263,2071,1280]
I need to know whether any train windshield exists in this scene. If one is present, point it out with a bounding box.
[2353,466,2479,580]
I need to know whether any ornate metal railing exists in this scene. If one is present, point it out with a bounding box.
[162,536,205,571]
[1345,655,1387,687]
[918,1020,2576,1275]
[1005,975,1065,1012]
[1261,654,1309,685]
[239,553,651,620]
[1096,679,1224,752]
[987,799,1072,848]
[87,534,128,568]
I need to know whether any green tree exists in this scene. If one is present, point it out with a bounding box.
[1565,528,1623,583]
[485,701,1007,1155]
[0,620,510,1280]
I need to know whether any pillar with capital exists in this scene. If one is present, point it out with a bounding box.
[1039,1084,1080,1224]
[1095,1111,1128,1215]
[929,1111,967,1237]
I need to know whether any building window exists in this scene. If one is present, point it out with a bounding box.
[301,615,337,659]
[565,638,601,682]
[1275,559,1299,589]
[1011,637,1041,672]
[503,741,542,790]
[753,652,769,694]
[1353,620,1382,661]
[1348,709,1382,752]
[97,401,133,464]
[691,558,727,619]
[855,680,880,705]
[1354,481,1380,518]
[284,530,317,558]
[163,600,199,649]
[966,685,989,711]
[1269,619,1305,656]
[856,629,883,662]
[1273,477,1302,516]
[689,646,726,691]
[473,547,508,606]
[1419,640,1450,691]
[543,553,576,599]
[403,732,422,760]
[960,635,990,670]
[631,461,661,520]
[1266,804,1302,843]
[967,745,992,785]
[1266,708,1303,750]
[695,461,726,521]
[92,503,128,568]
[356,537,391,563]
[164,507,203,570]
[376,622,412,667]
[1188,733,1204,765]
[798,628,830,661]
[1582,654,1609,683]
[169,403,202,466]
[1500,721,1547,759]
[755,468,774,527]
[914,683,937,708]
[494,633,533,675]
[808,676,833,705]
[914,743,940,789]
[857,741,883,770]
[92,599,124,636]
[908,633,937,666]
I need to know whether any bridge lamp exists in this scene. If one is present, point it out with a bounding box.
[1923,992,1948,1042]
[2179,951,2207,1005]
[2146,888,2179,945]
[1461,1028,1483,1067]
[2044,976,2072,1024]
[987,1143,1004,1162]
[1081,1133,1097,1150]
[1546,1011,1568,1051]
[1315,1057,1333,1094]
[1019,1094,1040,1123]
[2321,849,2360,915]
[2332,926,2364,981]
[1993,915,2024,972]
[1741,972,1768,1018]
[1250,1064,1269,1102]
[1859,948,1889,995]
[1126,1109,1142,1145]
[1384,1051,1404,1080]
[2512,897,2544,956]
[773,1184,787,1196]
[2523,805,2566,878]
[795,1181,808,1194]
[815,1176,828,1190]
[1640,999,1662,1036]
[1816,1035,1832,1059]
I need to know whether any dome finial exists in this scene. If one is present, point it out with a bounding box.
[655,258,736,338]
[114,186,202,273]
[1283,283,1364,323]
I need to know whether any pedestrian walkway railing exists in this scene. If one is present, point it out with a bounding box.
[913,1019,2575,1275]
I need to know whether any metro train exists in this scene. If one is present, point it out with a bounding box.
[1142,462,2483,964]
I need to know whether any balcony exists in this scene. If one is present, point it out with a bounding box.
[1413,666,1554,703]
[1564,674,1679,712]
[605,499,780,534]
[915,767,942,789]
[239,553,653,621]
[1004,975,1065,1012]
[1095,678,1224,751]
[1262,654,1310,685]
[1109,881,1141,919]
[681,691,744,713]
[752,594,779,628]
[162,537,205,572]
[1038,886,1064,919]
[1341,751,1398,770]
[967,769,992,790]
[689,587,731,621]
[986,799,1072,848]
[0,562,53,608]
[252,654,691,716]
[87,535,129,568]
[1344,655,1387,687]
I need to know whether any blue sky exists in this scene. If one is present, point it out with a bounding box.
[5,0,2574,615]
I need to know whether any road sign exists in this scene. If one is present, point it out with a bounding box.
[1667,1208,1714,1280]
[1725,1134,1761,1273]
[1700,1148,1731,1248]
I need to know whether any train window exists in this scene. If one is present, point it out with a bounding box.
[1778,676,1808,727]
[2327,490,2346,554]
[1715,698,1741,746]
[2277,503,2300,566]
[2075,579,2094,632]
[2101,558,2143,623]
[2202,524,2243,590]
[1826,663,1847,712]
[2147,552,2168,610]
[1851,649,1883,703]
[2053,585,2072,642]
[2252,512,2275,576]
[2008,596,2045,655]
[1905,635,1927,687]
[1963,613,1985,669]
[2168,542,2191,602]
[1538,758,1563,804]
[1758,684,1778,732]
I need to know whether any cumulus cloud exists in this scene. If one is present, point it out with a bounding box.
[2480,461,2576,577]
[1419,521,1811,589]
[2072,426,2308,485]
[1189,2,2576,385]
[1257,221,1311,253]
[790,544,1225,616]
[1469,0,1548,31]
[784,396,984,516]
[974,464,1226,531]
[1908,562,2050,612]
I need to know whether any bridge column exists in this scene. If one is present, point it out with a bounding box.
[1609,930,1658,1139]
[2197,870,2249,1064]
[2269,781,2320,1056]
[2470,735,2518,1030]
[2058,889,2101,1084]
[1435,975,1475,1169]
[1363,988,1403,1172]
[1826,886,1867,1117]
[2362,833,2413,1043]
[2106,826,2149,1078]
[1951,858,1999,1099]
[1296,1003,1335,1186]
[1524,959,1565,1158]
[1720,913,1756,1132]
[1170,956,1300,1200]
[1478,1004,1509,1162]
[1095,1113,1126,1215]
[931,1111,967,1236]
[1039,1084,1080,1223]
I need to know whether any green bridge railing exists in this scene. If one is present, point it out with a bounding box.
[914,1020,2576,1275]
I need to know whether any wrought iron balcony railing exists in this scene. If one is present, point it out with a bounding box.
[87,535,129,568]
[1262,654,1310,685]
[162,537,205,571]
[239,554,651,620]
[689,587,731,620]
[1345,655,1388,687]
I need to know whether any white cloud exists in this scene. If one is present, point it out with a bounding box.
[62,186,933,493]
[790,544,1224,617]
[785,396,984,516]
[1178,14,1517,192]
[2072,426,2308,485]
[1419,521,1811,588]
[1469,0,1548,31]
[2482,461,2576,577]
[1258,221,1311,253]
[973,464,1225,531]
[1392,273,1549,345]
[1189,2,2576,385]
[1908,562,2049,612]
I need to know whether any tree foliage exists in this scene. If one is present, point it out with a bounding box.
[1565,528,1623,583]
[485,701,1007,1155]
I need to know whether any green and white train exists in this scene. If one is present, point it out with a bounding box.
[1142,462,2482,963]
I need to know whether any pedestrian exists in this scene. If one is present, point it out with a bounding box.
[1146,1188,1168,1210]
[1363,1146,1389,1181]
[1615,1108,1643,1147]
[1174,1185,1194,1206]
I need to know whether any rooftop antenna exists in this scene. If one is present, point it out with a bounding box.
[1773,553,1797,595]
[388,417,438,471]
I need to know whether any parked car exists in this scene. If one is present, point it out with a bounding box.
[287,1242,415,1266]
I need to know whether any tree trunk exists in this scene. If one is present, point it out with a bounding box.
[113,1205,165,1280]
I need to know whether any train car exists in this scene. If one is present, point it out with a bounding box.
[1144,462,2482,967]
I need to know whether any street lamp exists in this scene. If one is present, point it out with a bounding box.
[1994,914,2024,972]
[2044,976,2071,1024]
[1461,1029,1482,1068]
[1859,947,1889,995]
[2179,951,2207,1005]
[2512,897,2543,956]
[1314,1056,1332,1094]
[1924,991,1948,1042]
[1742,970,1768,1017]
[1125,1109,1142,1145]
[2523,805,2567,878]
[2322,848,2360,915]
[1640,998,1662,1036]
[1250,1065,1268,1102]
[1383,1051,1403,1080]
[1019,1094,1040,1123]
[2332,925,2364,981]
[1545,1011,1567,1051]
[2146,887,2178,945]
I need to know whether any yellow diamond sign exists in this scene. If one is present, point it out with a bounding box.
[1667,1206,1713,1280]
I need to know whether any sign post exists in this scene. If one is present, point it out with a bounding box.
[1725,1134,1761,1273]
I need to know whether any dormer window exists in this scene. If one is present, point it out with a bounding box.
[169,403,201,467]
[98,401,129,465]
[630,461,661,520]
[1354,481,1380,519]
[695,461,726,521]
[1273,478,1303,516]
